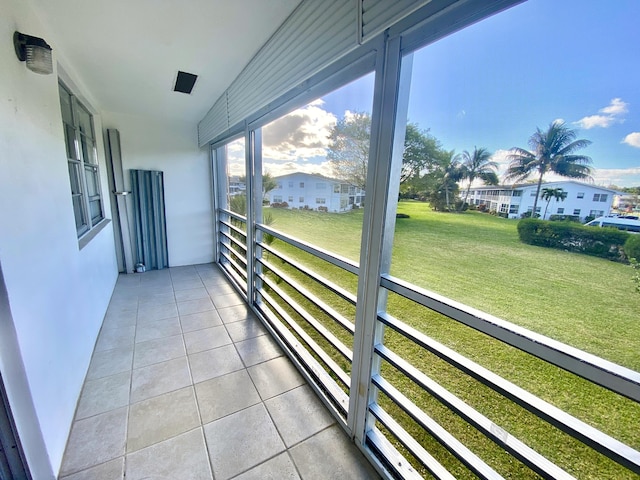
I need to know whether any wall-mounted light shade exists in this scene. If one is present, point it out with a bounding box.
[14,31,53,75]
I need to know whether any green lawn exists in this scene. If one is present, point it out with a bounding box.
[263,202,640,478]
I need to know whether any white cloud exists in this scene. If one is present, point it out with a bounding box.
[575,98,628,129]
[600,97,628,116]
[592,167,640,187]
[262,103,337,162]
[622,132,640,148]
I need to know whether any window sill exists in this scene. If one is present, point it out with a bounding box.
[78,218,111,250]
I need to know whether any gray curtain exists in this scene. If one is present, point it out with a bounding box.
[130,169,169,270]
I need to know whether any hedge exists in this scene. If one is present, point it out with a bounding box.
[624,234,640,261]
[517,218,630,261]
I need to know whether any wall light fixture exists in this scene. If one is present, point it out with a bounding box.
[14,31,53,75]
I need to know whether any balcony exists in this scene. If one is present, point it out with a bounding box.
[58,264,379,479]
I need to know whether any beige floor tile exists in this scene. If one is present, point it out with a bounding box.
[216,304,252,324]
[235,334,283,367]
[224,317,267,343]
[133,335,185,369]
[59,457,124,480]
[179,310,223,333]
[232,453,300,480]
[177,298,214,316]
[127,387,199,453]
[175,287,209,302]
[130,356,191,403]
[60,407,128,476]
[204,404,285,480]
[265,385,335,447]
[95,326,136,352]
[86,346,133,381]
[188,344,245,383]
[76,372,130,419]
[126,428,212,480]
[247,356,305,400]
[183,325,232,354]
[195,370,261,424]
[137,302,178,323]
[135,316,181,343]
[212,292,245,309]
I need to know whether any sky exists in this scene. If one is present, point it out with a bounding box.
[231,0,640,188]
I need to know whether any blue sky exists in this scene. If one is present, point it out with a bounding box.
[254,1,640,187]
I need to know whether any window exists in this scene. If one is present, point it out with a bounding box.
[288,181,294,188]
[315,198,326,204]
[299,182,305,188]
[59,82,103,237]
[299,196,304,202]
[557,207,565,214]
[288,196,294,202]
[593,193,608,202]
[577,192,584,199]
[333,184,340,193]
[590,209,604,217]
[499,204,508,213]
[512,190,522,197]
[509,205,519,214]
[574,209,581,215]
[272,195,283,203]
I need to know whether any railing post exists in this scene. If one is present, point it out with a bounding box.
[348,33,413,442]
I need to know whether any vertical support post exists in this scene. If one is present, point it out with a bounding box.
[348,35,413,442]
[210,145,228,264]
[245,126,257,303]
[251,128,264,304]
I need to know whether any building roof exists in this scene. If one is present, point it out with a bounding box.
[468,180,619,194]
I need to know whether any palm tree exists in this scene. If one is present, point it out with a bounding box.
[505,121,593,217]
[457,147,499,210]
[540,187,567,220]
[441,151,463,210]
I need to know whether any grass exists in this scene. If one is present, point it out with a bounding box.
[261,202,640,478]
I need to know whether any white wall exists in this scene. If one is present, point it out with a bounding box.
[0,0,118,475]
[103,112,214,267]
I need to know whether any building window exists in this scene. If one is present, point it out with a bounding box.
[334,184,340,193]
[59,82,104,237]
[299,182,305,188]
[288,181,294,188]
[593,193,608,202]
[288,196,294,202]
[557,207,565,214]
[509,205,519,214]
[577,192,584,199]
[574,209,581,215]
[590,209,604,217]
[316,198,326,204]
[272,195,283,203]
[299,196,304,202]
[499,204,508,213]
[512,190,522,197]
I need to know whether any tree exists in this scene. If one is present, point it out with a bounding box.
[540,187,567,219]
[457,147,498,210]
[505,121,593,217]
[239,171,278,201]
[327,112,371,189]
[401,123,445,183]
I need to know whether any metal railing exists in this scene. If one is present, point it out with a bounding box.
[215,208,640,479]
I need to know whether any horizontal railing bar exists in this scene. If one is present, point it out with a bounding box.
[218,218,247,240]
[369,402,477,480]
[257,286,351,388]
[372,375,503,480]
[219,250,247,279]
[255,293,349,416]
[259,257,355,335]
[379,312,640,473]
[380,274,640,403]
[376,344,575,479]
[219,228,247,252]
[258,272,353,363]
[256,223,359,275]
[365,427,427,480]
[218,207,246,224]
[217,259,247,294]
[258,240,357,306]
[219,239,247,264]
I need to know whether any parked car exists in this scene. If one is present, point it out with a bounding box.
[585,215,640,233]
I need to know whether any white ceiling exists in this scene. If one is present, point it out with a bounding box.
[31,0,301,123]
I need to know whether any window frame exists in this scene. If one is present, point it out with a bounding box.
[59,81,105,240]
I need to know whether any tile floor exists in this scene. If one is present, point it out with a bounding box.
[59,263,380,480]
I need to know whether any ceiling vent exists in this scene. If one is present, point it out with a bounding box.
[173,71,197,94]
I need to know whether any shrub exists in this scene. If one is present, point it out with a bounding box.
[396,213,410,219]
[549,215,580,222]
[584,215,596,223]
[624,234,640,261]
[517,219,630,261]
[270,201,289,208]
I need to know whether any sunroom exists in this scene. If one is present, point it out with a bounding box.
[1,0,639,479]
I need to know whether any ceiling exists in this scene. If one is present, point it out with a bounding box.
[30,0,301,124]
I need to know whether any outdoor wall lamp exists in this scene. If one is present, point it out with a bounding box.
[14,31,53,75]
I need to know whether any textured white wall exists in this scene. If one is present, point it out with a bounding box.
[0,0,118,475]
[103,112,214,267]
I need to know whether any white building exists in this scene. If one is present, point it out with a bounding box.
[266,173,365,213]
[466,181,618,221]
